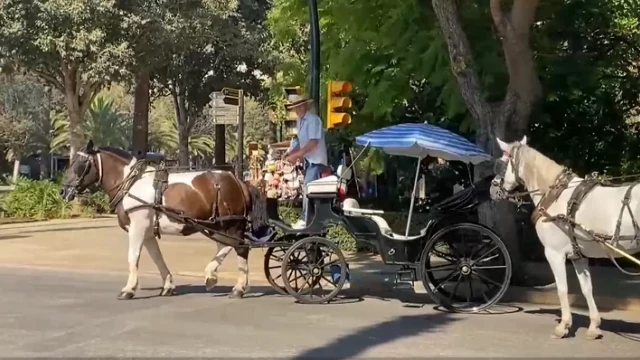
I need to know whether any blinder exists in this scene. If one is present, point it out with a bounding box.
[59,150,102,200]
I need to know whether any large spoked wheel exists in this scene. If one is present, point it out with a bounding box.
[420,222,512,313]
[264,247,289,295]
[281,236,347,304]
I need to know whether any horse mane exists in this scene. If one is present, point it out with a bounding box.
[97,146,134,163]
[518,144,564,192]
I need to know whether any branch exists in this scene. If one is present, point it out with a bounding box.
[489,0,509,37]
[31,69,64,91]
[79,81,102,115]
[431,0,493,121]
[511,0,540,34]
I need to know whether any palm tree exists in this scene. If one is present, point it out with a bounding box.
[50,96,132,150]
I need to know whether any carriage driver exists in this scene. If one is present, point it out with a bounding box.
[284,95,328,230]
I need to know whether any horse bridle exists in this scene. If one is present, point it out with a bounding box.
[492,144,525,190]
[65,150,103,191]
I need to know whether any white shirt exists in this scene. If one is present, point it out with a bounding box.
[297,111,328,166]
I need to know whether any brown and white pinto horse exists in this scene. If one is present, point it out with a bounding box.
[59,140,270,300]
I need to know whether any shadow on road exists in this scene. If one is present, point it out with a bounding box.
[140,284,284,300]
[291,312,457,359]
[0,234,31,241]
[525,308,640,342]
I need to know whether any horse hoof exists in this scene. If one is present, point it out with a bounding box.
[585,329,603,340]
[117,291,135,300]
[552,326,568,339]
[159,287,176,297]
[205,277,218,292]
[229,289,245,299]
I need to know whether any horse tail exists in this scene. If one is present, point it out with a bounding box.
[246,183,270,233]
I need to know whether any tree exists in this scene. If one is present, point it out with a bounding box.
[0,74,51,181]
[151,0,274,166]
[429,0,543,281]
[0,0,133,159]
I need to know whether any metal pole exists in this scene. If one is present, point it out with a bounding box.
[236,89,244,178]
[405,157,422,238]
[214,124,226,167]
[307,0,320,113]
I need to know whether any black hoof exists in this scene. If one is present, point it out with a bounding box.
[117,291,135,300]
[159,287,176,297]
[229,289,245,299]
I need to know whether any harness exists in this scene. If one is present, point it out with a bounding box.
[494,145,640,272]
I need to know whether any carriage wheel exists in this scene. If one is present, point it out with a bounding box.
[420,222,512,313]
[264,247,289,295]
[281,236,347,304]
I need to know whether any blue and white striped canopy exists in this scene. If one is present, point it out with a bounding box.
[355,122,491,164]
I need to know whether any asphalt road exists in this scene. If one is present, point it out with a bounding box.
[0,266,638,358]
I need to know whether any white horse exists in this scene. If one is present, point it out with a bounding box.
[492,136,640,339]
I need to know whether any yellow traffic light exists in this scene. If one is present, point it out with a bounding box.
[326,80,352,129]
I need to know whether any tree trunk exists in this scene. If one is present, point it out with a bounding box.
[65,95,84,161]
[40,146,51,179]
[432,0,544,285]
[178,129,190,167]
[131,71,150,157]
[12,157,21,183]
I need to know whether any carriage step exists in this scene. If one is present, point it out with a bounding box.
[394,269,417,289]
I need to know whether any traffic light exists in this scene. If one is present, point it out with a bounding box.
[284,86,303,121]
[326,80,352,129]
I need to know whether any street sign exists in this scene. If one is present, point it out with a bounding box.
[209,91,239,125]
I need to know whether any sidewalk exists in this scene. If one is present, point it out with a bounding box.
[1,217,639,311]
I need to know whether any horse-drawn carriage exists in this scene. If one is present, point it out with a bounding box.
[260,122,512,312]
[58,122,512,314]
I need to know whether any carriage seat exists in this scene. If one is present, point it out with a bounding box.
[141,152,166,163]
[342,198,428,241]
[342,198,392,235]
[306,175,339,196]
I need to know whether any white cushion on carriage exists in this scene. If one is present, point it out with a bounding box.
[306,175,339,194]
[342,198,393,235]
[342,198,428,241]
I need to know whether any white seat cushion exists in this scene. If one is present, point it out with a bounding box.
[306,175,339,194]
[342,198,392,235]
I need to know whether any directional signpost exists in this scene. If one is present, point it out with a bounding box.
[208,88,244,177]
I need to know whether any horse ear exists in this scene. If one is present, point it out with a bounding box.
[85,139,95,151]
[496,137,509,152]
[520,135,528,145]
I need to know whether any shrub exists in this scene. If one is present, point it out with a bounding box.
[2,177,71,219]
[1,177,113,220]
[77,190,112,217]
[277,204,357,252]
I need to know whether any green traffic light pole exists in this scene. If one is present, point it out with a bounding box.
[308,0,320,113]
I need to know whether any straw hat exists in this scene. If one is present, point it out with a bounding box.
[284,94,312,110]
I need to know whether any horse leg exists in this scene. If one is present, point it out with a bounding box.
[143,234,176,297]
[545,247,572,338]
[572,258,602,340]
[230,244,250,299]
[204,245,233,291]
[118,219,148,300]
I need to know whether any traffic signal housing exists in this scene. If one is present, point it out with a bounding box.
[326,80,352,129]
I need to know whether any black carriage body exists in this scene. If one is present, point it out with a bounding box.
[266,175,496,264]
